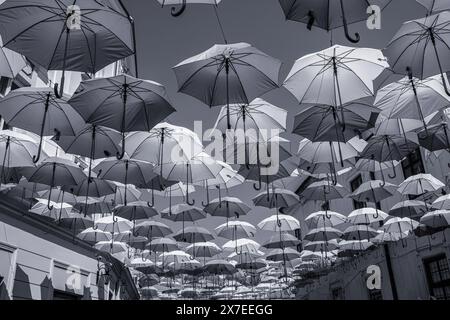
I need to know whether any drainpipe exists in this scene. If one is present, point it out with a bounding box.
[383,244,398,300]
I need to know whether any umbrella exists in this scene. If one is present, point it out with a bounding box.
[390,200,428,218]
[0,130,40,182]
[375,74,450,129]
[432,194,450,210]
[95,241,128,255]
[94,215,133,235]
[338,239,374,252]
[29,200,72,221]
[348,208,389,225]
[135,221,173,239]
[278,0,392,42]
[303,239,340,252]
[215,221,256,240]
[417,0,450,13]
[257,214,300,232]
[69,74,176,159]
[252,188,299,210]
[186,242,222,259]
[303,227,343,242]
[349,180,397,203]
[173,42,281,130]
[74,199,113,215]
[305,211,348,229]
[355,158,401,173]
[398,173,445,195]
[284,45,388,107]
[113,201,158,221]
[102,183,142,206]
[173,226,214,243]
[161,204,206,240]
[0,34,26,79]
[36,188,78,205]
[147,238,178,253]
[262,233,300,249]
[342,225,378,241]
[0,0,136,97]
[382,217,420,234]
[266,248,301,262]
[372,231,405,243]
[293,99,380,143]
[420,210,450,229]
[204,196,251,219]
[0,87,85,162]
[155,152,222,205]
[223,238,261,255]
[384,11,450,95]
[22,157,86,209]
[77,227,112,244]
[114,232,148,251]
[59,212,94,233]
[62,176,116,198]
[418,121,450,151]
[302,180,349,201]
[374,117,423,136]
[94,158,156,205]
[204,260,236,275]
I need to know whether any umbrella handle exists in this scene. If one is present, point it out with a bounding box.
[387,163,397,179]
[116,133,126,160]
[340,0,360,43]
[306,10,315,30]
[202,184,210,207]
[147,188,155,208]
[186,195,195,206]
[92,224,98,231]
[171,0,186,17]
[253,170,262,191]
[127,247,133,260]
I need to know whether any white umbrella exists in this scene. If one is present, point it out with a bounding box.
[257,214,300,232]
[398,173,445,195]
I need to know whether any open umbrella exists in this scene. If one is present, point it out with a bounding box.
[262,233,300,249]
[173,226,214,243]
[173,43,281,130]
[384,11,450,95]
[398,173,445,195]
[257,214,300,232]
[0,0,136,97]
[204,259,236,275]
[0,87,85,162]
[390,200,428,219]
[156,0,222,18]
[204,197,251,219]
[215,221,256,240]
[113,201,158,222]
[135,221,173,239]
[0,34,26,79]
[77,227,112,244]
[161,204,206,240]
[278,0,392,43]
[417,0,450,13]
[69,74,176,159]
[348,208,389,225]
[305,211,348,229]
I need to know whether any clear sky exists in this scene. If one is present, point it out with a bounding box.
[121,0,427,247]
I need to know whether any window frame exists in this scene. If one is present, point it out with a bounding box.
[0,242,18,299]
[350,174,366,210]
[423,254,450,300]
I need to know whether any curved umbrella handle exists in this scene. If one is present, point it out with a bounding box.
[325,209,332,219]
[92,224,98,231]
[116,133,126,160]
[306,10,315,30]
[127,247,133,260]
[147,188,155,208]
[340,0,360,43]
[387,163,397,179]
[186,194,195,206]
[171,0,186,17]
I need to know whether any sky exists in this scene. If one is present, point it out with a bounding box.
[120,0,427,247]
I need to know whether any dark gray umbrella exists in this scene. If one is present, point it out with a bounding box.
[69,74,176,159]
[0,87,85,162]
[278,0,392,43]
[0,0,136,97]
[173,226,214,243]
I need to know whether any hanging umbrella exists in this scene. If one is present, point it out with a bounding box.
[114,201,158,221]
[59,212,94,232]
[0,0,136,97]
[173,226,214,243]
[303,227,343,242]
[74,199,113,215]
[278,0,392,43]
[417,0,450,13]
[355,158,401,173]
[215,221,256,239]
[102,182,142,206]
[293,99,380,143]
[36,188,78,204]
[186,242,222,258]
[204,197,251,219]
[432,194,450,210]
[374,117,423,136]
[0,87,85,162]
[156,0,223,17]
[173,42,281,130]
[418,121,450,151]
[398,173,445,195]
[135,221,173,239]
[305,211,348,229]
[302,180,349,201]
[382,217,420,234]
[342,225,378,240]
[348,208,389,225]
[94,158,155,205]
[262,233,300,249]
[29,200,72,221]
[114,231,148,251]
[338,239,374,252]
[390,200,428,218]
[69,74,175,159]
[155,152,222,205]
[257,214,300,232]
[95,241,128,255]
[372,231,405,243]
[349,180,397,203]
[94,215,133,235]
[0,130,41,174]
[77,227,112,244]
[266,248,301,262]
[284,45,388,108]
[420,210,450,229]
[22,157,86,210]
[384,11,450,95]
[147,238,178,253]
[204,260,236,275]
[62,176,116,198]
[303,239,340,252]
[0,34,26,79]
[252,188,299,209]
[161,204,206,240]
[223,238,261,255]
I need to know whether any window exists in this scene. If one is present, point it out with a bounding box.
[402,148,424,180]
[294,229,302,252]
[0,77,11,95]
[53,290,81,300]
[0,244,16,298]
[424,254,450,300]
[350,175,365,210]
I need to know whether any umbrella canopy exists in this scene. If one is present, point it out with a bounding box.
[418,121,450,151]
[302,180,349,201]
[0,0,134,74]
[305,211,348,229]
[304,227,343,242]
[293,99,380,143]
[29,200,72,220]
[348,208,389,225]
[59,212,94,231]
[223,238,261,254]
[433,194,450,210]
[94,215,133,234]
[204,259,236,275]
[303,239,340,252]
[339,239,374,252]
[0,87,85,162]
[420,210,450,228]
[0,34,26,78]
[262,233,300,249]
[258,214,300,232]
[252,188,299,209]
[77,227,112,243]
[113,201,159,221]
[161,204,206,222]
[349,180,397,203]
[147,238,178,253]
[204,197,251,219]
[0,130,41,169]
[417,0,450,13]
[215,221,257,239]
[390,200,428,218]
[173,226,214,243]
[382,217,420,234]
[342,225,378,240]
[398,173,445,195]
[69,74,175,158]
[186,242,222,258]
[95,241,128,254]
[63,177,116,198]
[284,45,388,106]
[266,248,301,262]
[135,221,173,239]
[360,133,419,162]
